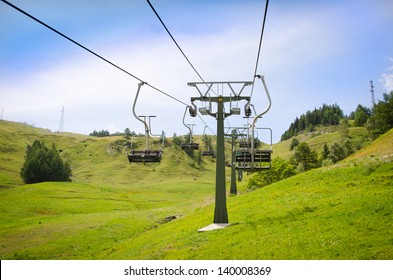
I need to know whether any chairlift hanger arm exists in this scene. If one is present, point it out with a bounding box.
[249,75,272,169]
[252,75,272,128]
[133,82,150,133]
[182,106,192,135]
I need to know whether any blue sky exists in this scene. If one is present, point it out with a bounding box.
[1,0,392,143]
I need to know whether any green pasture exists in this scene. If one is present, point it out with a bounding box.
[0,120,392,259]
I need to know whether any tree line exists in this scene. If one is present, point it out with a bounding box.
[89,128,139,138]
[281,91,393,141]
[281,104,344,141]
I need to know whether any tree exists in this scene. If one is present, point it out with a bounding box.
[339,118,350,143]
[20,140,72,184]
[124,128,131,139]
[289,138,299,151]
[281,104,344,140]
[367,91,393,138]
[322,143,330,160]
[353,104,371,127]
[290,142,319,171]
[247,157,296,189]
[89,129,110,137]
[329,142,346,163]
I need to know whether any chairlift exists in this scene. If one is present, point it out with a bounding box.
[235,133,272,171]
[235,75,273,172]
[181,105,199,151]
[201,126,215,157]
[127,82,164,163]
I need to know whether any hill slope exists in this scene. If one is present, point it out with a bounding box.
[0,121,392,259]
[0,120,214,188]
[272,126,369,160]
[104,161,393,259]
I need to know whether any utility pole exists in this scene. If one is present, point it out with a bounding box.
[370,80,376,108]
[189,81,252,226]
[58,106,64,133]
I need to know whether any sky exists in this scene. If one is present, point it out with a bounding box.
[1,0,393,143]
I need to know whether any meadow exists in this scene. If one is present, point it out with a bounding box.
[0,120,392,259]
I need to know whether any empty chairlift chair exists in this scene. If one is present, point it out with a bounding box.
[180,104,199,151]
[127,82,164,163]
[235,75,273,172]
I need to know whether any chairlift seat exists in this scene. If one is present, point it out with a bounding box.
[235,149,271,163]
[202,151,215,157]
[181,143,199,151]
[127,150,162,163]
[235,149,272,172]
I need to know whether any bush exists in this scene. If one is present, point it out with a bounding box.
[20,140,72,184]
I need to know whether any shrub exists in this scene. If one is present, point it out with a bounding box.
[20,140,72,184]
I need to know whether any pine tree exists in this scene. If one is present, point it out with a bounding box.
[322,143,330,160]
[20,140,72,184]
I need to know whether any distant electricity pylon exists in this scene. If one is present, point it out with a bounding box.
[370,80,376,108]
[1,108,3,120]
[58,106,65,133]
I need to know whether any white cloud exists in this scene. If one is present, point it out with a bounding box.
[380,57,393,93]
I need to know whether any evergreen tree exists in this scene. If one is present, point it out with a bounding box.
[367,91,393,138]
[353,104,371,127]
[329,142,346,163]
[20,140,72,184]
[290,142,319,171]
[281,104,344,140]
[289,138,299,151]
[322,143,330,160]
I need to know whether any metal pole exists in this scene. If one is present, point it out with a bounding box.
[214,96,229,223]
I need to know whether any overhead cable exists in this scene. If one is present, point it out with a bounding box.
[1,0,189,107]
[250,0,270,100]
[146,0,217,96]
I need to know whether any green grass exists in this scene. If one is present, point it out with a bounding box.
[0,120,392,259]
[100,161,393,260]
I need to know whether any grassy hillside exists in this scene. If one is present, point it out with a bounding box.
[0,120,392,259]
[0,120,214,188]
[272,126,369,160]
[104,161,393,259]
[345,128,393,161]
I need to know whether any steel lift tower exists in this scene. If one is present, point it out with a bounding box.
[188,81,252,226]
